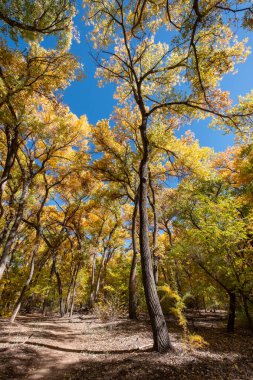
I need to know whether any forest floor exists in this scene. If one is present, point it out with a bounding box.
[0,312,252,380]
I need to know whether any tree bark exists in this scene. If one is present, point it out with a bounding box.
[129,193,139,320]
[0,178,30,279]
[88,251,97,308]
[227,291,236,333]
[149,174,159,285]
[138,118,172,353]
[10,233,40,323]
[69,264,79,317]
[241,294,253,332]
[0,125,19,218]
[94,248,107,303]
[53,256,65,317]
[65,265,77,314]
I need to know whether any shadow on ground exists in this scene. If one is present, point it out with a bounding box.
[0,314,252,380]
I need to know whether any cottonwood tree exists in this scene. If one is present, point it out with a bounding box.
[0,0,77,49]
[83,0,252,352]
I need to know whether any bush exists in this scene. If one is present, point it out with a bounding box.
[94,296,126,322]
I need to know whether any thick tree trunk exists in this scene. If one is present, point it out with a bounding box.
[129,194,139,320]
[227,292,236,333]
[149,175,159,285]
[139,120,172,353]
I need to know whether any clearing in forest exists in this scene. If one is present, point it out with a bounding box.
[0,313,252,380]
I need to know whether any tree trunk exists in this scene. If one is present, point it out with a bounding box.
[65,265,77,314]
[69,265,79,317]
[0,178,30,279]
[161,265,169,283]
[0,125,19,218]
[69,279,77,318]
[53,256,65,317]
[139,120,172,353]
[93,248,107,303]
[227,292,236,333]
[129,194,139,320]
[10,234,40,323]
[242,294,253,332]
[149,175,159,285]
[88,251,96,308]
[42,263,54,316]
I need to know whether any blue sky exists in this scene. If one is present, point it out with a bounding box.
[63,3,253,153]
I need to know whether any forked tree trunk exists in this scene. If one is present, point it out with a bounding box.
[227,291,236,333]
[129,194,139,320]
[139,120,172,353]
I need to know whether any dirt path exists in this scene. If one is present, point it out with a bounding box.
[0,314,252,379]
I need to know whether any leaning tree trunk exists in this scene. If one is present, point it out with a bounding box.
[129,194,139,320]
[227,291,236,333]
[139,120,172,353]
[10,233,40,323]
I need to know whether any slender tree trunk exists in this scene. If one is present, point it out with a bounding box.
[139,119,172,353]
[94,249,107,303]
[53,256,65,317]
[10,234,40,323]
[241,294,253,332]
[70,277,77,318]
[88,251,97,308]
[174,259,182,294]
[0,178,30,279]
[69,264,79,317]
[227,291,236,333]
[129,194,139,320]
[161,265,169,283]
[42,263,54,316]
[65,265,77,314]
